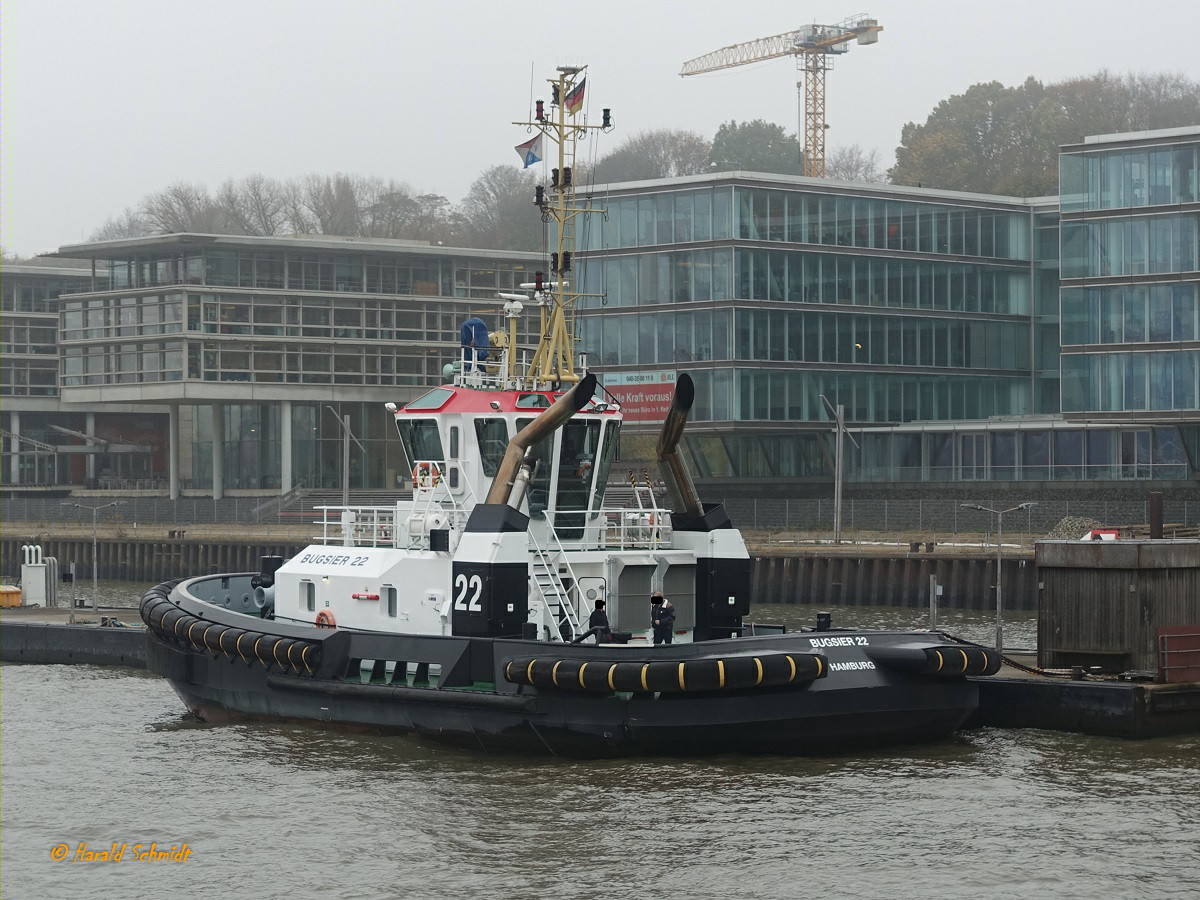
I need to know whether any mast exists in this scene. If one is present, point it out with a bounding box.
[512,66,613,390]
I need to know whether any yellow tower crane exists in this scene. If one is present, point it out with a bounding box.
[680,15,882,178]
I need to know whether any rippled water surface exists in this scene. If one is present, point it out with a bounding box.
[4,600,1198,899]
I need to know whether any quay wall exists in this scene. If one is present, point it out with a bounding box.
[2,623,147,668]
[2,537,304,585]
[3,536,1038,610]
[750,553,1038,611]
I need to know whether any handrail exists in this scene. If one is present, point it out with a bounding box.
[539,507,673,550]
[528,525,582,641]
[542,512,593,625]
[253,477,311,522]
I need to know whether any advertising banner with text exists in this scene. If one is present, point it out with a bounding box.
[601,371,676,423]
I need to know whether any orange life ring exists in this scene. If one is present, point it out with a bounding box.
[315,609,337,629]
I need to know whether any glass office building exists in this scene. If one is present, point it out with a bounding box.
[578,138,1198,488]
[1059,127,1200,419]
[47,234,541,496]
[0,265,167,488]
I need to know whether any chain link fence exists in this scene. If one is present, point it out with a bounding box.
[720,497,1200,545]
[5,497,286,528]
[6,495,1199,544]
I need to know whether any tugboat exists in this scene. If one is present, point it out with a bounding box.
[141,66,1001,755]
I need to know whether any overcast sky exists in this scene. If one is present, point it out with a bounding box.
[4,0,1199,256]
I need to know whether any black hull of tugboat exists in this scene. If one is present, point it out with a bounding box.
[142,578,994,757]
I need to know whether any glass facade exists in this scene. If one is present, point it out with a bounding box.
[189,401,409,492]
[60,243,540,390]
[45,237,540,494]
[1060,213,1198,278]
[1061,284,1198,345]
[106,247,531,300]
[1059,130,1200,420]
[1060,140,1200,211]
[581,179,1038,438]
[678,424,1191,483]
[2,268,98,398]
[1032,208,1061,414]
[842,425,1190,483]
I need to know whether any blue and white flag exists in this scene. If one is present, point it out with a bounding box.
[514,133,543,169]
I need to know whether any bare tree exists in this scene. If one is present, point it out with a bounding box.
[140,182,227,233]
[292,174,364,236]
[216,174,287,236]
[88,207,152,241]
[825,145,886,183]
[460,164,543,250]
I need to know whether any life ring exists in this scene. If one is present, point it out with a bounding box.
[315,609,337,629]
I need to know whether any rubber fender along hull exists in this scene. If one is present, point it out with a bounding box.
[505,652,826,693]
[866,643,1001,677]
[141,581,321,676]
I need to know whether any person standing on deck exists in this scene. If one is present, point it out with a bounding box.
[651,592,675,645]
[572,599,612,644]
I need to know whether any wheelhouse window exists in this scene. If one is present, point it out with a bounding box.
[474,418,509,476]
[592,420,621,509]
[554,419,602,539]
[396,418,444,466]
[517,417,553,514]
[405,387,455,410]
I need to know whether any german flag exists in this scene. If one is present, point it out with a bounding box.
[564,77,586,115]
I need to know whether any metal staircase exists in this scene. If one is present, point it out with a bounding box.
[529,529,583,641]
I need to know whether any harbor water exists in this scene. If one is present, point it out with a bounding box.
[3,594,1198,899]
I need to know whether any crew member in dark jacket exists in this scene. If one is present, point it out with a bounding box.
[572,599,612,644]
[651,592,675,645]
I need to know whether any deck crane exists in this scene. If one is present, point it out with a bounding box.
[680,15,882,178]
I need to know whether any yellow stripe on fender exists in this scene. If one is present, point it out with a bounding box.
[578,662,589,688]
[785,655,796,683]
[815,656,824,677]
[933,649,944,672]
[677,662,687,691]
[608,664,618,691]
[552,660,564,687]
[505,661,513,682]
[717,659,725,689]
[527,660,537,684]
[640,664,650,692]
[958,649,969,674]
[753,657,764,686]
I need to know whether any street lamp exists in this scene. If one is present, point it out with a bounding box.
[62,500,125,619]
[325,408,367,547]
[820,395,860,544]
[960,501,1035,656]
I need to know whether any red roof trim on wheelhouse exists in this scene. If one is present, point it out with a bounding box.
[395,386,618,416]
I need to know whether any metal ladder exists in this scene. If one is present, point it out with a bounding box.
[529,530,582,641]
